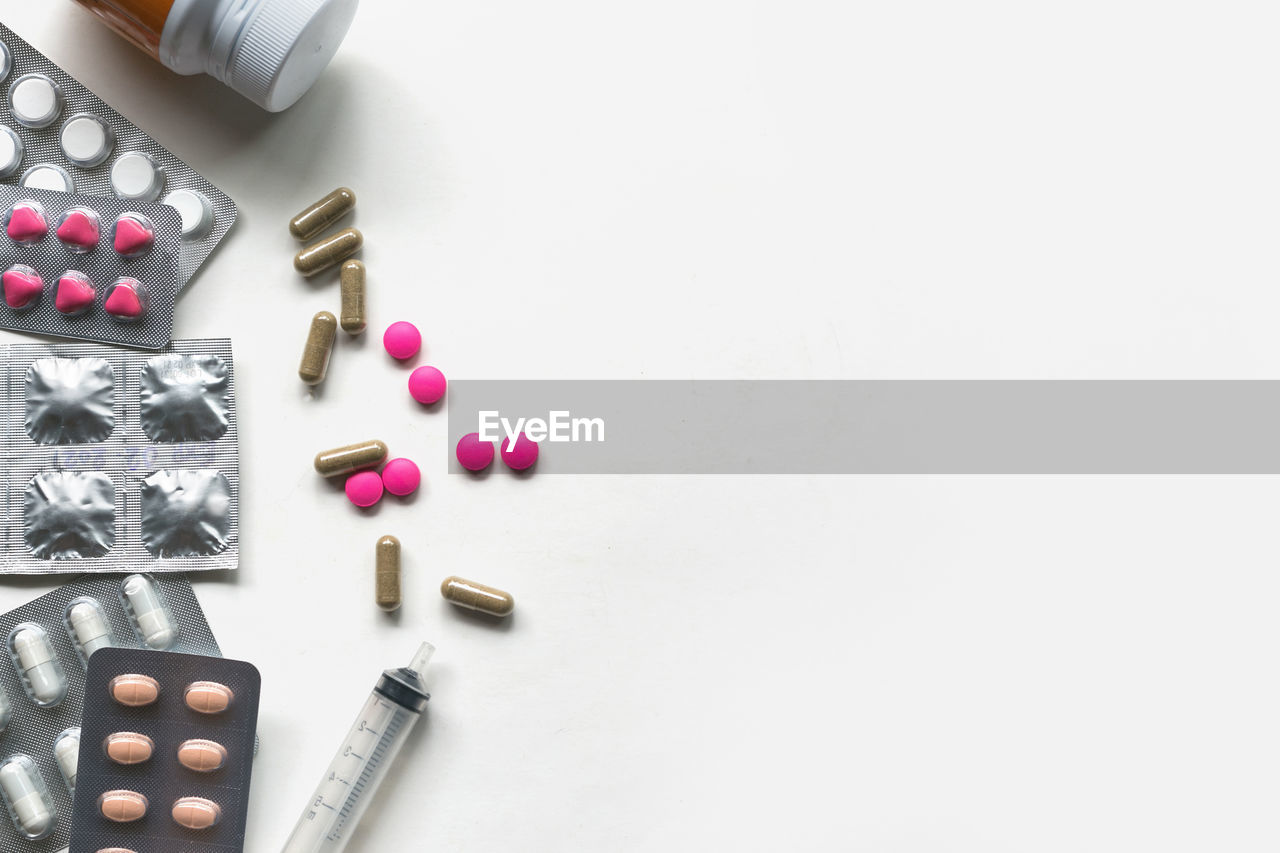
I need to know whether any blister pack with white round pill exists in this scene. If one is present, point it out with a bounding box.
[0,23,236,288]
[0,575,225,851]
[2,337,240,576]
[0,183,181,348]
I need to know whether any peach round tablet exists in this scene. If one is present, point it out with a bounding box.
[104,732,154,765]
[104,278,147,321]
[381,458,420,497]
[345,470,384,508]
[2,264,42,310]
[184,681,233,714]
[408,365,446,404]
[112,213,155,257]
[5,200,46,243]
[110,673,159,707]
[172,796,221,830]
[383,321,421,360]
[56,207,100,252]
[456,433,495,472]
[500,433,540,471]
[177,738,227,772]
[55,271,96,316]
[99,789,148,822]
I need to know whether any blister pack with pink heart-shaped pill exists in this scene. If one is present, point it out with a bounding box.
[0,23,236,289]
[0,183,180,349]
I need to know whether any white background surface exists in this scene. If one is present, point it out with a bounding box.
[3,2,1280,849]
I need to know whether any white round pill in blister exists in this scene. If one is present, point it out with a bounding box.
[8,74,62,129]
[0,127,21,177]
[0,43,11,84]
[20,164,73,193]
[110,151,164,202]
[163,189,214,239]
[59,113,115,167]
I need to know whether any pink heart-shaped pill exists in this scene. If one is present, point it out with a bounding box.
[7,205,47,243]
[56,210,99,250]
[3,268,43,309]
[104,282,144,318]
[55,274,96,314]
[113,216,154,256]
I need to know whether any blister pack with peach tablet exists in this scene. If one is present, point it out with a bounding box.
[0,337,239,574]
[0,574,223,850]
[71,648,261,853]
[0,183,181,348]
[0,22,237,288]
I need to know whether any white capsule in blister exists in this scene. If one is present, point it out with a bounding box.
[0,755,54,840]
[64,597,115,667]
[8,625,68,707]
[120,574,176,649]
[53,728,79,796]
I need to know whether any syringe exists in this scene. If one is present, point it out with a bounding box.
[281,642,434,853]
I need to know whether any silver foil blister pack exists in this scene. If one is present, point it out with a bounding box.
[0,338,238,574]
[0,22,237,287]
[0,183,180,349]
[0,574,223,850]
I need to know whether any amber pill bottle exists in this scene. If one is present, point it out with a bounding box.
[71,0,358,111]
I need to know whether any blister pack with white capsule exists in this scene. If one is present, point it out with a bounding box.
[0,574,224,851]
[0,22,237,287]
[0,183,180,348]
[0,337,239,574]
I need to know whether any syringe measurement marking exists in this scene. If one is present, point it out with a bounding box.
[326,706,409,842]
[307,697,397,828]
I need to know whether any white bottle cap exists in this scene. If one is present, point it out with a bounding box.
[221,0,359,112]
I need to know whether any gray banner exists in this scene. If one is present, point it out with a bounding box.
[447,380,1280,474]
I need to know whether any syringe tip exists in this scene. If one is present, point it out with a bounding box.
[407,642,435,676]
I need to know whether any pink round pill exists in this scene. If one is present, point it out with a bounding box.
[383,321,422,360]
[500,433,540,471]
[408,365,446,405]
[381,458,420,497]
[345,470,384,508]
[456,433,495,472]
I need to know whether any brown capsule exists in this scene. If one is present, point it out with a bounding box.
[104,732,154,765]
[314,439,388,477]
[298,310,337,385]
[184,681,233,714]
[177,739,227,772]
[293,227,362,277]
[289,187,356,241]
[339,259,367,334]
[171,796,221,830]
[376,535,401,612]
[99,789,148,822]
[441,576,515,617]
[109,673,159,707]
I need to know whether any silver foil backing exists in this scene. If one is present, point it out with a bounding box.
[2,338,239,574]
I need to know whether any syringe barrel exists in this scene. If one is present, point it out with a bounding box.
[281,645,432,853]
